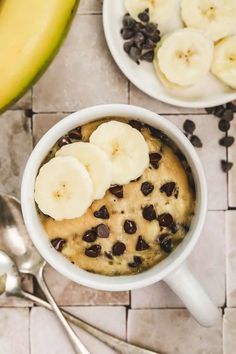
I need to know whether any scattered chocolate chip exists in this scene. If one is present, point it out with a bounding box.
[82,229,97,243]
[128,256,142,268]
[227,102,236,113]
[190,135,203,148]
[121,28,135,40]
[158,234,173,253]
[51,238,66,252]
[222,109,234,122]
[94,205,110,219]
[129,119,143,131]
[68,127,82,140]
[214,105,225,118]
[142,205,156,221]
[158,213,174,227]
[134,32,145,48]
[109,185,123,198]
[218,119,230,132]
[183,119,196,134]
[143,38,155,50]
[219,136,235,147]
[96,224,110,238]
[124,220,137,234]
[140,50,154,62]
[85,244,101,258]
[160,182,176,197]
[112,241,126,256]
[104,251,113,260]
[123,40,134,54]
[129,46,142,64]
[205,107,215,114]
[138,8,150,22]
[221,160,233,173]
[57,136,71,148]
[122,14,136,29]
[136,236,150,251]
[141,182,154,196]
[149,152,162,169]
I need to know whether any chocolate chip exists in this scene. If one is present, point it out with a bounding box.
[68,127,82,140]
[140,50,154,62]
[219,136,235,147]
[227,102,236,113]
[214,105,225,118]
[142,205,156,221]
[94,206,110,219]
[128,256,142,268]
[160,182,176,197]
[104,251,113,260]
[85,244,101,258]
[221,160,233,173]
[112,241,126,256]
[143,38,155,50]
[218,119,230,132]
[124,220,137,234]
[158,213,174,227]
[122,14,136,29]
[190,135,203,148]
[109,185,123,198]
[129,46,142,64]
[136,236,150,251]
[121,28,135,40]
[96,224,110,238]
[134,32,145,49]
[138,8,150,22]
[170,222,178,234]
[51,238,66,252]
[82,229,97,243]
[123,40,134,54]
[183,119,196,134]
[57,136,71,148]
[158,234,173,253]
[222,109,234,122]
[149,152,162,169]
[129,119,143,131]
[141,182,154,196]
[205,107,215,114]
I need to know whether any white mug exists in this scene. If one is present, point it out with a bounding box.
[21,104,219,327]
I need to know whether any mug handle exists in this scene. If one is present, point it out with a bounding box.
[164,262,220,327]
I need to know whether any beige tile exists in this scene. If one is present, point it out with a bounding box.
[131,211,225,308]
[30,306,126,354]
[33,15,128,112]
[33,113,66,144]
[0,274,33,307]
[223,309,236,354]
[78,0,103,13]
[43,265,129,306]
[0,308,30,354]
[127,309,222,354]
[228,119,236,207]
[0,110,33,198]
[130,84,206,114]
[226,210,236,307]
[167,115,227,210]
[12,90,32,110]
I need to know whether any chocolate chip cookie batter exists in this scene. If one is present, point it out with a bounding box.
[40,118,195,275]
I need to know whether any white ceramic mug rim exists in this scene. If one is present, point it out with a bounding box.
[21,104,207,292]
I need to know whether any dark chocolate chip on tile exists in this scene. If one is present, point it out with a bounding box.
[221,160,233,173]
[219,136,235,147]
[190,135,203,148]
[183,119,196,134]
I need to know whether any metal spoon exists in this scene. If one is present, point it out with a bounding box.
[0,194,159,354]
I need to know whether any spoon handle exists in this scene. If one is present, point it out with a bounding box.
[21,289,158,354]
[35,268,90,354]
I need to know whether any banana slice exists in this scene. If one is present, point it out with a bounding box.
[89,121,149,185]
[156,28,214,86]
[125,0,176,25]
[56,142,112,200]
[181,0,236,42]
[34,156,93,220]
[211,36,236,90]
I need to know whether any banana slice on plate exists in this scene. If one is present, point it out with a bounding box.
[211,36,236,90]
[155,28,214,87]
[89,121,149,185]
[181,0,236,42]
[56,142,112,200]
[124,0,176,25]
[34,156,93,220]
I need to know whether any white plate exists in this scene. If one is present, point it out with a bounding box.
[103,0,236,108]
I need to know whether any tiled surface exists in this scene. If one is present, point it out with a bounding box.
[30,306,126,354]
[0,3,235,354]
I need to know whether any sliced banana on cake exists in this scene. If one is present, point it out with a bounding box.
[155,28,214,87]
[89,121,149,185]
[56,142,112,200]
[34,156,93,221]
[211,36,236,90]
[181,0,236,42]
[124,0,176,25]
